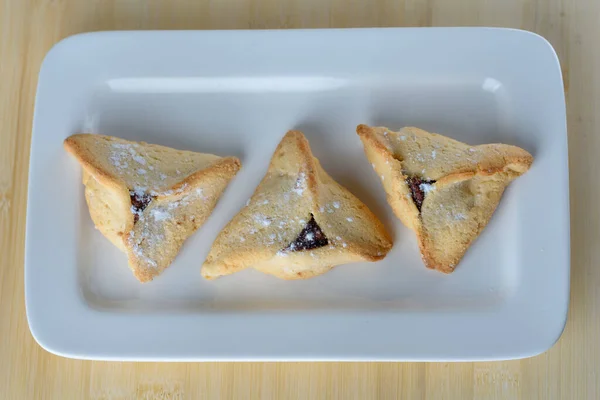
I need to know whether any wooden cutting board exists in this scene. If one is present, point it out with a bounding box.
[1,0,596,398]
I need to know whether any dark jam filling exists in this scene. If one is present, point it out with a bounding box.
[284,214,328,251]
[406,176,435,212]
[130,191,154,223]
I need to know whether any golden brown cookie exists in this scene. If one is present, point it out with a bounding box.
[64,133,241,282]
[201,130,393,280]
[357,124,533,273]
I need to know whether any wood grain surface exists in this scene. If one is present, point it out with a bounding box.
[1,0,597,399]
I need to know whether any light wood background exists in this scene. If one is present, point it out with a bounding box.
[1,0,597,399]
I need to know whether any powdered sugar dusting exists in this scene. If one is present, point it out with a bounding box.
[110,156,129,170]
[254,214,272,226]
[292,172,307,196]
[129,228,159,268]
[419,182,435,194]
[150,208,170,221]
[109,141,177,195]
[109,143,133,171]
[132,154,146,165]
[130,205,144,220]
[453,212,467,221]
[131,186,147,198]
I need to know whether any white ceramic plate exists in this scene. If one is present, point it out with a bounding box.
[26,28,569,361]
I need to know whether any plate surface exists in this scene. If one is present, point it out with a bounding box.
[26,28,569,361]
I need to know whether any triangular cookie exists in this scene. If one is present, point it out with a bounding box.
[357,124,533,273]
[64,134,241,282]
[201,130,392,280]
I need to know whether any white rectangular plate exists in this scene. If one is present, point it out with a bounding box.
[26,28,569,361]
